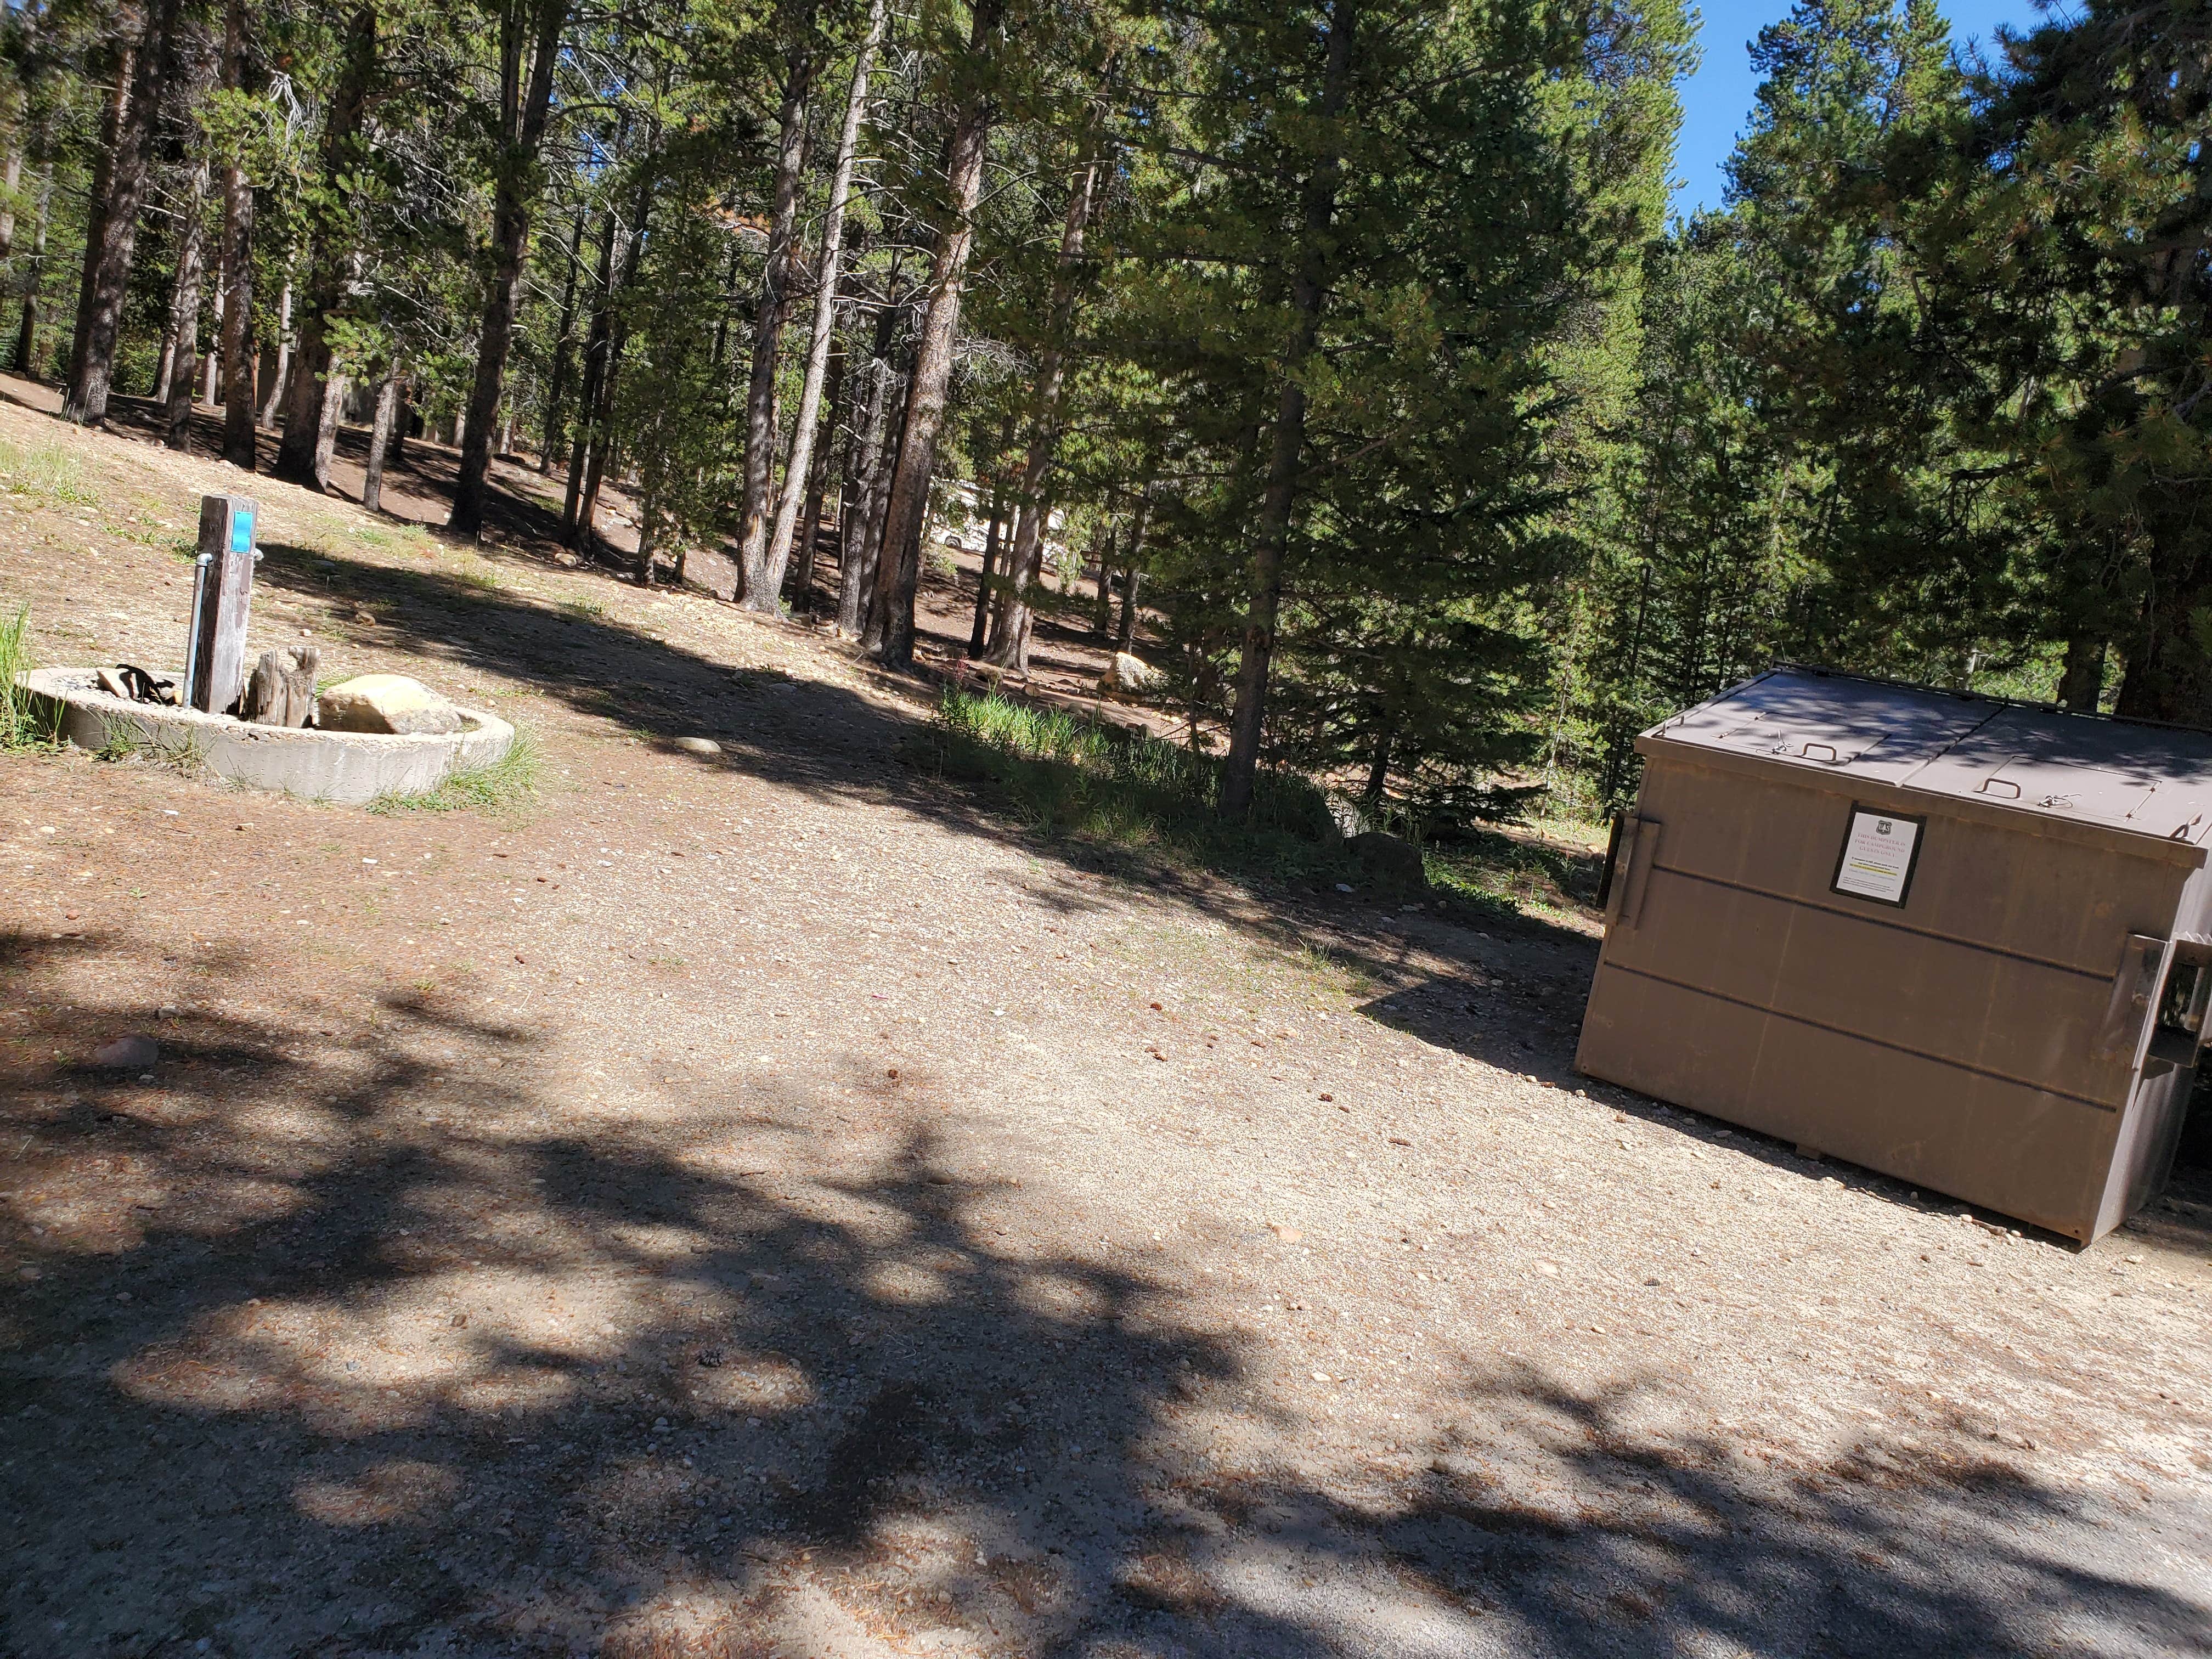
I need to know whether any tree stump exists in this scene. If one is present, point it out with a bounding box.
[242,646,319,727]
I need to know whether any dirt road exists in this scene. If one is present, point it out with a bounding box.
[3,387,2210,1657]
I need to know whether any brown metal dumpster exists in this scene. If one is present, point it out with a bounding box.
[1576,665,2212,1243]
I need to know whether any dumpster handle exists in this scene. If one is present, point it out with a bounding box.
[1608,818,1663,931]
[1601,814,1637,916]
[2092,934,2168,1065]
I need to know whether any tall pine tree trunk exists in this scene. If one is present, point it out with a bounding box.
[983,139,1102,668]
[865,0,1003,669]
[2117,554,2212,724]
[760,0,885,605]
[1220,0,1354,819]
[573,176,650,564]
[362,368,402,512]
[163,157,209,448]
[275,3,375,487]
[14,158,52,376]
[561,205,620,543]
[791,335,846,609]
[256,277,290,427]
[734,6,820,609]
[0,88,21,263]
[448,0,568,539]
[217,0,256,470]
[856,336,916,649]
[66,41,134,398]
[837,313,899,635]
[967,470,1007,656]
[1113,482,1152,653]
[539,205,586,472]
[1090,507,1119,640]
[64,0,179,426]
[2058,633,2106,713]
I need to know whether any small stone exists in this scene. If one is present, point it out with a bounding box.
[1269,1223,1302,1243]
[1334,883,1354,894]
[1319,1092,1333,1102]
[675,736,723,757]
[93,1035,158,1069]
[697,1349,725,1368]
[1535,1261,1560,1277]
[653,1417,671,1432]
[1311,1371,1331,1383]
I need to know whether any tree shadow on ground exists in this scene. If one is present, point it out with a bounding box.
[248,539,1570,981]
[6,930,2208,1656]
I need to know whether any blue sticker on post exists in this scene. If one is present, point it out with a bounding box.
[229,504,254,554]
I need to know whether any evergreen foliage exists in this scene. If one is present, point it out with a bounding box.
[5,0,2204,823]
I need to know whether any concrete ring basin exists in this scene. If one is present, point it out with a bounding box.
[18,667,515,805]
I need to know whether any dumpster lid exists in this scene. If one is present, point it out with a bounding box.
[1651,668,1994,786]
[1649,667,2212,845]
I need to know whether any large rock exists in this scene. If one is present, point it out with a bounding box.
[93,1035,159,1069]
[317,674,464,736]
[1349,830,1426,890]
[1099,651,1164,698]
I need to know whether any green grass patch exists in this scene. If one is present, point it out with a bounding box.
[370,728,543,819]
[923,687,1348,880]
[0,438,98,506]
[1424,825,1601,924]
[928,687,1601,931]
[456,560,503,591]
[0,605,61,751]
[561,596,605,619]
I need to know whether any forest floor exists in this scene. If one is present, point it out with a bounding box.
[3,379,2211,1659]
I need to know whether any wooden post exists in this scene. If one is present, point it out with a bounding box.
[184,492,258,713]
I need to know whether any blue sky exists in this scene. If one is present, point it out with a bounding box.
[1671,0,2046,216]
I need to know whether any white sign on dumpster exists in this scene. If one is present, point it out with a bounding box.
[1832,806,1922,906]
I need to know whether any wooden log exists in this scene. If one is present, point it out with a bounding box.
[241,645,317,726]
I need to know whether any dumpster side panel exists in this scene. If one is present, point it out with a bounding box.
[1577,749,2196,1240]
[1578,962,2117,1236]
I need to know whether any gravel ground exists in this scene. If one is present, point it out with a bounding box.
[3,384,2211,1658]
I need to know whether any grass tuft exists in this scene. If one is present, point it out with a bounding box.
[1,605,61,750]
[371,727,543,819]
[926,688,1343,877]
[1424,825,1602,924]
[0,437,98,505]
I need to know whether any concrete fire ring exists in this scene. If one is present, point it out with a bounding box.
[18,668,516,805]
